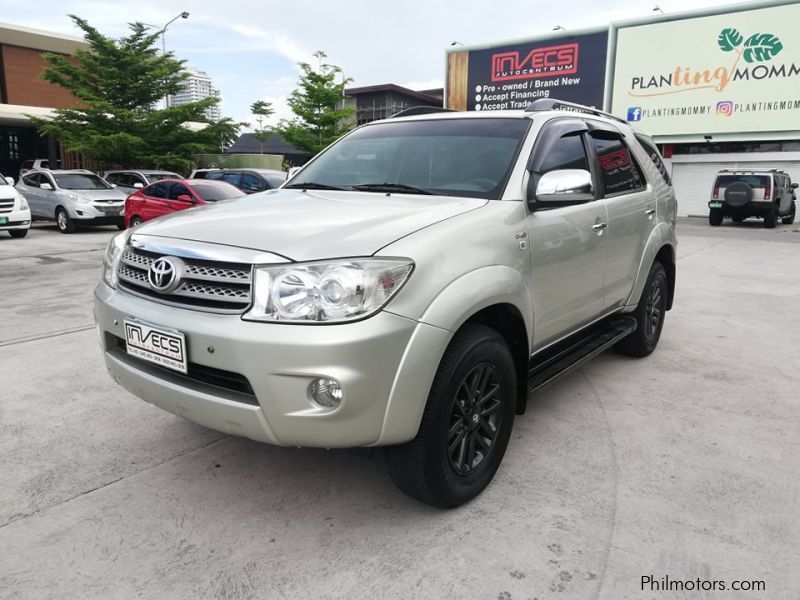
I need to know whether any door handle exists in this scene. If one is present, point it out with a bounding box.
[592,222,608,231]
[645,208,656,216]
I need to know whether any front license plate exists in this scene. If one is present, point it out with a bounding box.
[709,201,722,208]
[0,217,7,225]
[124,319,187,373]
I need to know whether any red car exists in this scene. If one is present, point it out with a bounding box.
[124,178,245,227]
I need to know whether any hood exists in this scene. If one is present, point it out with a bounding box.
[68,188,128,201]
[136,189,487,261]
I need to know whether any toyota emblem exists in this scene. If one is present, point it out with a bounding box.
[148,257,181,293]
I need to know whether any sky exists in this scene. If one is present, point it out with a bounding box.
[2,0,737,130]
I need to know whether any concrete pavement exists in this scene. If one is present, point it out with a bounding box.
[1,219,798,599]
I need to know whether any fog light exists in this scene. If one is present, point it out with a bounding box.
[310,378,343,408]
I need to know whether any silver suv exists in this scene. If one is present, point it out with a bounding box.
[17,169,127,233]
[708,169,797,228]
[94,100,677,507]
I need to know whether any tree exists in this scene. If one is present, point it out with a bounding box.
[275,51,354,156]
[250,100,274,154]
[32,16,241,173]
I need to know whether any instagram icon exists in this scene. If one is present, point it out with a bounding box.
[716,101,734,116]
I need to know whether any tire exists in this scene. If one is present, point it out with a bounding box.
[764,207,777,229]
[709,209,723,226]
[9,229,28,238]
[614,261,668,358]
[130,216,143,228]
[56,207,76,233]
[385,324,516,508]
[732,216,745,223]
[781,201,796,225]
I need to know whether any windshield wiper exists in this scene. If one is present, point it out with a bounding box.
[284,182,347,191]
[351,183,433,195]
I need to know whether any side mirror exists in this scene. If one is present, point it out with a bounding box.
[532,169,594,206]
[40,182,53,191]
[792,182,798,189]
[177,194,195,203]
[133,182,144,189]
[4,176,14,185]
[109,183,117,188]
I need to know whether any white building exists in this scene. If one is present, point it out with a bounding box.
[171,67,222,121]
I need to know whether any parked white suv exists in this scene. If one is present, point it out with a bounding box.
[0,175,31,238]
[94,100,678,507]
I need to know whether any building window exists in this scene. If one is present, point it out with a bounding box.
[0,131,20,160]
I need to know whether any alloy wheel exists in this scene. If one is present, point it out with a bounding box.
[447,363,503,476]
[645,282,663,338]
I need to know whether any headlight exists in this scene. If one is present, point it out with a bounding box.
[16,193,28,211]
[102,231,129,288]
[243,258,413,323]
[68,193,91,204]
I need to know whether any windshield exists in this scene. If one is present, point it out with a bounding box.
[288,118,530,199]
[53,173,112,190]
[188,181,246,202]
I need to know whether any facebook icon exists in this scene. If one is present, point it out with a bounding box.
[627,107,642,122]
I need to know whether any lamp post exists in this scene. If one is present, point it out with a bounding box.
[144,11,190,108]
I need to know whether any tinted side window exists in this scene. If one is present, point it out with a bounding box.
[222,172,242,187]
[539,134,590,174]
[167,182,191,200]
[589,132,645,196]
[145,182,167,198]
[206,171,225,181]
[636,135,671,186]
[240,172,267,192]
[23,173,40,187]
[105,173,121,185]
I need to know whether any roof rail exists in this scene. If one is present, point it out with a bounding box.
[525,98,627,124]
[390,106,453,118]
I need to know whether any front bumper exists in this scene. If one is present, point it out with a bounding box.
[68,202,125,221]
[94,282,451,448]
[0,207,31,230]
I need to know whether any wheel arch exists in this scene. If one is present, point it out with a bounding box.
[627,225,676,311]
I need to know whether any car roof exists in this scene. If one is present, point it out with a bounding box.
[186,179,237,186]
[109,169,179,175]
[212,168,285,175]
[34,169,96,174]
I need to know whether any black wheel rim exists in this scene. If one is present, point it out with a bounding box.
[447,363,503,476]
[645,281,663,338]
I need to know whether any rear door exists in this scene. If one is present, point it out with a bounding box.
[19,173,43,216]
[586,125,654,311]
[38,173,59,218]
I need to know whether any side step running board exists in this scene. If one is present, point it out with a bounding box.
[528,316,637,392]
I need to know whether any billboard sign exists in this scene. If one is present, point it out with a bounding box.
[446,31,608,112]
[611,3,800,136]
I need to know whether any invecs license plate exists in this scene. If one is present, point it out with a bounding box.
[124,319,187,373]
[708,201,723,208]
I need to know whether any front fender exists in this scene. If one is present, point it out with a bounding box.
[375,266,533,445]
[414,265,533,339]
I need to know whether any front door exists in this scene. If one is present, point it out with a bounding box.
[525,119,609,351]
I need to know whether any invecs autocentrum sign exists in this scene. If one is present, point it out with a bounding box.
[491,44,579,82]
[610,3,800,136]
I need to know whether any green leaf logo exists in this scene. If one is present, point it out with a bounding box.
[718,28,743,52]
[742,33,783,62]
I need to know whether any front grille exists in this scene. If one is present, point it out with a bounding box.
[108,334,257,404]
[118,247,253,313]
[0,199,14,214]
[94,203,123,214]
